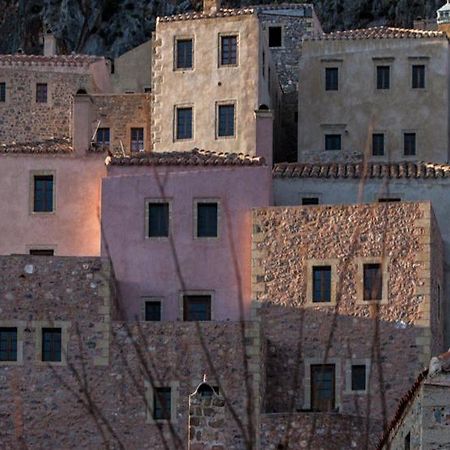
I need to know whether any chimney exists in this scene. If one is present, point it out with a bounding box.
[203,0,220,14]
[73,93,93,154]
[255,107,273,167]
[44,30,57,56]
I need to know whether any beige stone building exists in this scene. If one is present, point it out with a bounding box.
[298,27,450,163]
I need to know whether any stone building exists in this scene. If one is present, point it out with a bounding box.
[298,27,450,163]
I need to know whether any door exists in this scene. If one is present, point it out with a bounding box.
[311,364,335,411]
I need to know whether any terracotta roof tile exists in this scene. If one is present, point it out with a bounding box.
[273,161,450,179]
[309,26,446,41]
[158,7,255,22]
[0,54,104,68]
[106,149,265,167]
[0,138,73,154]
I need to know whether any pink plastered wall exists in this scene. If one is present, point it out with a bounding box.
[101,164,272,320]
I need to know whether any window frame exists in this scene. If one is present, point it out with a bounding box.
[412,64,425,89]
[130,127,145,152]
[96,127,111,149]
[194,198,220,239]
[30,171,56,215]
[216,102,236,139]
[325,134,341,151]
[174,37,194,70]
[35,82,48,103]
[0,81,6,103]
[372,133,385,157]
[142,297,163,321]
[0,327,18,362]
[34,321,70,366]
[306,259,338,306]
[356,258,389,305]
[219,33,239,67]
[310,364,336,412]
[403,132,417,157]
[0,321,25,366]
[29,249,55,256]
[325,67,339,91]
[145,199,171,239]
[345,359,370,394]
[145,380,179,423]
[376,65,390,90]
[180,291,214,321]
[174,105,193,141]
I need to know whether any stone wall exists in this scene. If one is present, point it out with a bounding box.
[252,202,443,427]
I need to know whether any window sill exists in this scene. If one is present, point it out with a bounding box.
[30,211,56,216]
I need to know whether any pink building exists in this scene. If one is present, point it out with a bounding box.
[101,149,272,320]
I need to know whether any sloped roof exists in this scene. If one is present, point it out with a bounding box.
[158,7,255,23]
[273,161,450,179]
[106,149,265,167]
[0,138,73,154]
[0,54,104,68]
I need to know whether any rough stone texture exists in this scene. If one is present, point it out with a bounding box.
[252,202,444,438]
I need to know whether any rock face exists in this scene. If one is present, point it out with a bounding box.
[0,0,445,58]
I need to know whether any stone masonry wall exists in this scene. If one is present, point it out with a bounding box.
[252,202,440,432]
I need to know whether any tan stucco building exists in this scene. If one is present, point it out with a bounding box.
[298,27,450,163]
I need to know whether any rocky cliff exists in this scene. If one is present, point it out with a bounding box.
[0,0,445,58]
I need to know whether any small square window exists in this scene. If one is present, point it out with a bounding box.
[130,127,144,152]
[372,133,384,156]
[176,107,193,140]
[218,104,235,137]
[0,328,17,362]
[147,202,169,238]
[268,26,282,47]
[351,365,366,391]
[325,134,341,151]
[33,175,54,213]
[153,387,171,421]
[176,39,193,69]
[404,133,416,156]
[42,328,62,362]
[29,249,54,256]
[302,197,319,205]
[197,202,218,238]
[412,65,425,89]
[220,35,237,66]
[145,301,161,321]
[376,66,390,90]
[0,82,5,102]
[36,83,48,103]
[325,67,338,91]
[96,127,110,148]
[363,263,382,301]
[312,266,331,303]
[183,295,211,321]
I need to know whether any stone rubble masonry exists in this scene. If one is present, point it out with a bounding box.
[251,201,444,444]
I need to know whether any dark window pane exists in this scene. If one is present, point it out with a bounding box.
[404,133,416,156]
[36,83,48,103]
[145,301,161,321]
[269,27,282,47]
[378,198,401,203]
[218,104,235,137]
[311,365,335,411]
[325,134,341,151]
[312,266,331,302]
[363,263,382,301]
[404,433,411,450]
[302,197,319,205]
[96,128,110,147]
[220,36,237,65]
[325,67,338,91]
[377,66,390,89]
[42,328,62,362]
[148,203,169,237]
[33,175,53,212]
[0,327,17,361]
[412,65,425,89]
[29,249,54,256]
[351,365,366,391]
[176,108,192,139]
[183,295,211,321]
[372,133,384,156]
[154,387,171,420]
[131,127,144,152]
[0,82,5,102]
[176,39,193,69]
[197,203,218,237]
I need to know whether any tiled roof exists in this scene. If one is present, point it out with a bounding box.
[309,26,446,41]
[106,149,265,167]
[252,3,312,10]
[158,7,255,22]
[0,54,104,68]
[273,161,450,179]
[0,138,73,154]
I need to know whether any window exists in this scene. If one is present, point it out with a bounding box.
[153,387,171,421]
[268,26,282,47]
[176,107,193,140]
[372,133,384,156]
[325,134,341,151]
[262,51,265,78]
[363,263,382,301]
[311,364,335,411]
[351,365,366,391]
[36,83,48,103]
[376,66,390,89]
[0,82,5,102]
[145,301,161,321]
[147,202,169,238]
[196,202,218,238]
[404,432,411,450]
[217,104,235,137]
[325,67,338,91]
[0,328,17,362]
[183,295,211,321]
[130,127,144,152]
[220,35,237,66]
[302,197,319,206]
[378,197,401,203]
[96,127,110,148]
[404,133,416,156]
[412,65,425,89]
[176,39,193,69]
[30,249,54,256]
[33,175,54,212]
[42,328,62,362]
[312,266,331,303]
